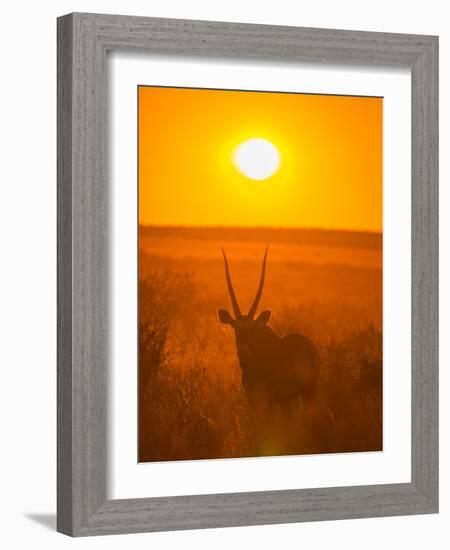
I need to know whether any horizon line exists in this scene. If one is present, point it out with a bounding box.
[138,223,382,236]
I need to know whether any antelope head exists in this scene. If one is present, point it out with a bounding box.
[218,246,272,357]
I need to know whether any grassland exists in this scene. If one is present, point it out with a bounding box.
[139,226,382,462]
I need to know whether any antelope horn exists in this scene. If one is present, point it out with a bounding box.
[221,248,242,318]
[248,245,269,318]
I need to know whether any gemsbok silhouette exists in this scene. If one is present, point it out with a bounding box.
[218,246,320,411]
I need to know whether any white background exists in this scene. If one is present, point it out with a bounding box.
[0,1,447,549]
[110,55,411,498]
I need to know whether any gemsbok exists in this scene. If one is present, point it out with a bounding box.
[218,246,320,411]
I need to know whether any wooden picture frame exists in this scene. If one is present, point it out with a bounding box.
[57,12,438,536]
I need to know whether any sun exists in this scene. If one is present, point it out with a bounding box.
[233,138,281,180]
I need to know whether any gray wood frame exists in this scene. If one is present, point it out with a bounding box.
[57,12,438,537]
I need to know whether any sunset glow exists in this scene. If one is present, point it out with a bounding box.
[138,85,383,462]
[138,86,382,232]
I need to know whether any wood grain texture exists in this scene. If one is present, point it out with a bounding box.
[57,12,439,536]
[57,13,73,535]
[410,35,439,507]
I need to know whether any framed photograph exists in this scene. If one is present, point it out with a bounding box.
[57,13,438,536]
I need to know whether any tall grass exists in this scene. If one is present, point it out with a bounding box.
[139,263,382,462]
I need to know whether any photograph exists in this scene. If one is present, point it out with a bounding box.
[1,3,438,542]
[138,85,383,462]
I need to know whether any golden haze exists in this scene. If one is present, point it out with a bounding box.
[138,86,383,462]
[138,86,382,232]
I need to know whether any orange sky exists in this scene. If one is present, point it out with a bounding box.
[138,86,382,232]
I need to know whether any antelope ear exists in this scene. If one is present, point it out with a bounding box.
[217,309,234,325]
[255,310,271,325]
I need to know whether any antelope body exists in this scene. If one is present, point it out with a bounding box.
[218,247,320,410]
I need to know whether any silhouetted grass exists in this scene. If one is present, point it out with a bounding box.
[139,263,382,462]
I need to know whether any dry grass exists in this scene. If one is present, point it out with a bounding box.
[138,227,382,462]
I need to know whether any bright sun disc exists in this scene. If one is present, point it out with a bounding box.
[233,138,280,180]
